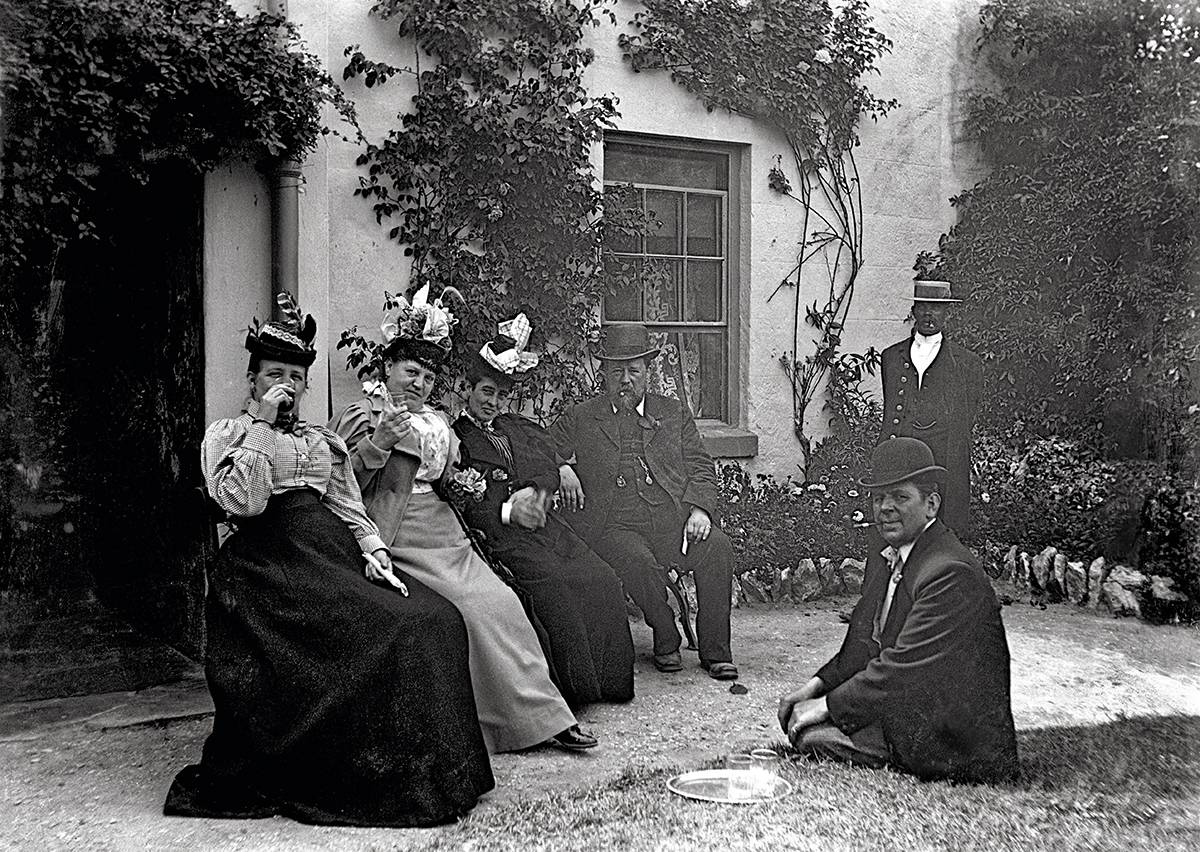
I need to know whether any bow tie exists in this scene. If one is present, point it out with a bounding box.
[274,414,307,435]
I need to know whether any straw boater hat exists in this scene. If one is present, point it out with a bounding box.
[471,313,540,387]
[857,437,947,489]
[379,283,463,371]
[245,292,317,367]
[911,279,962,304]
[594,323,661,362]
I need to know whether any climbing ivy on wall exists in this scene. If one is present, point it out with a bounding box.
[342,0,645,420]
[619,0,896,456]
[0,0,354,550]
[917,0,1200,465]
[0,0,354,265]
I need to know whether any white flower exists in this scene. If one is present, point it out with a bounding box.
[813,48,832,64]
[421,306,451,344]
[847,489,859,498]
[981,492,991,504]
[807,483,827,492]
[851,510,865,522]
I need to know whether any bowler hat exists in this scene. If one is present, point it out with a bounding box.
[912,279,962,304]
[595,323,661,362]
[858,437,947,488]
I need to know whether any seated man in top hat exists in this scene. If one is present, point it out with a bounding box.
[549,323,737,680]
[777,437,1020,784]
[452,314,635,708]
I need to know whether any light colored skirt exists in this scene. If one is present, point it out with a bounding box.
[389,491,576,753]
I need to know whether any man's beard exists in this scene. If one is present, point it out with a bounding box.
[613,391,637,412]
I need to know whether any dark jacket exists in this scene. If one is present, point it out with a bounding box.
[548,394,719,543]
[817,521,1020,783]
[451,412,564,553]
[879,337,983,534]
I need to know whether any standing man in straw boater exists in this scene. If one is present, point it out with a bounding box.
[879,278,983,536]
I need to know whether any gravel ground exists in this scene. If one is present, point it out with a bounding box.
[2,601,1198,851]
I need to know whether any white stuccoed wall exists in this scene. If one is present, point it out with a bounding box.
[203,0,985,478]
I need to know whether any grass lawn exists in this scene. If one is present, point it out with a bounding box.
[429,715,1200,851]
[4,605,1197,851]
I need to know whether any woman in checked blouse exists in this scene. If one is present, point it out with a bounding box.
[163,294,493,828]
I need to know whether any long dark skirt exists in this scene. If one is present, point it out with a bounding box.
[493,523,635,708]
[163,489,494,827]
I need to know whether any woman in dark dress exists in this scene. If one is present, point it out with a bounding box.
[451,314,635,708]
[164,294,493,827]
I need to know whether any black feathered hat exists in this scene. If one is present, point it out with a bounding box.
[245,292,317,367]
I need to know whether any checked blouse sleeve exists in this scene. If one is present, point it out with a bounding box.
[201,416,277,518]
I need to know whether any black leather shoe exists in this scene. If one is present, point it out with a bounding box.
[549,725,598,751]
[653,651,683,672]
[700,660,739,681]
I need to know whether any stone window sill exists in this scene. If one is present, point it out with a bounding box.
[697,420,758,459]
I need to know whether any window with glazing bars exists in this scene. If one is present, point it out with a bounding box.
[602,139,730,421]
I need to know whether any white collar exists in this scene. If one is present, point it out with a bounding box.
[464,410,494,430]
[912,332,943,347]
[882,518,938,565]
[611,397,646,416]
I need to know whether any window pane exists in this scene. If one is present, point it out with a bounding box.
[685,260,722,322]
[643,258,682,322]
[603,256,643,321]
[645,330,728,420]
[604,142,728,190]
[645,190,683,255]
[603,185,643,253]
[686,194,722,257]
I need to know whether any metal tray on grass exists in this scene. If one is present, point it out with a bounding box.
[666,769,793,804]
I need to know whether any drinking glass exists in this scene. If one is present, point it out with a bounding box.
[726,753,754,800]
[750,748,781,795]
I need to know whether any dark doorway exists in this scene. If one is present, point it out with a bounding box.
[57,163,211,658]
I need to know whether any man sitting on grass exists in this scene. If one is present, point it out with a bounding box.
[778,437,1020,783]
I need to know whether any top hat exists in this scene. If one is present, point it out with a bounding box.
[857,437,947,488]
[245,292,317,367]
[911,279,962,304]
[594,323,661,362]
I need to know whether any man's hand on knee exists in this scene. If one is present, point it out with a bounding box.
[558,464,585,511]
[683,507,711,543]
[784,696,830,745]
[777,676,826,733]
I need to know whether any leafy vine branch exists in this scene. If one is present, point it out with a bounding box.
[342,0,648,422]
[619,0,896,456]
[0,0,355,511]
